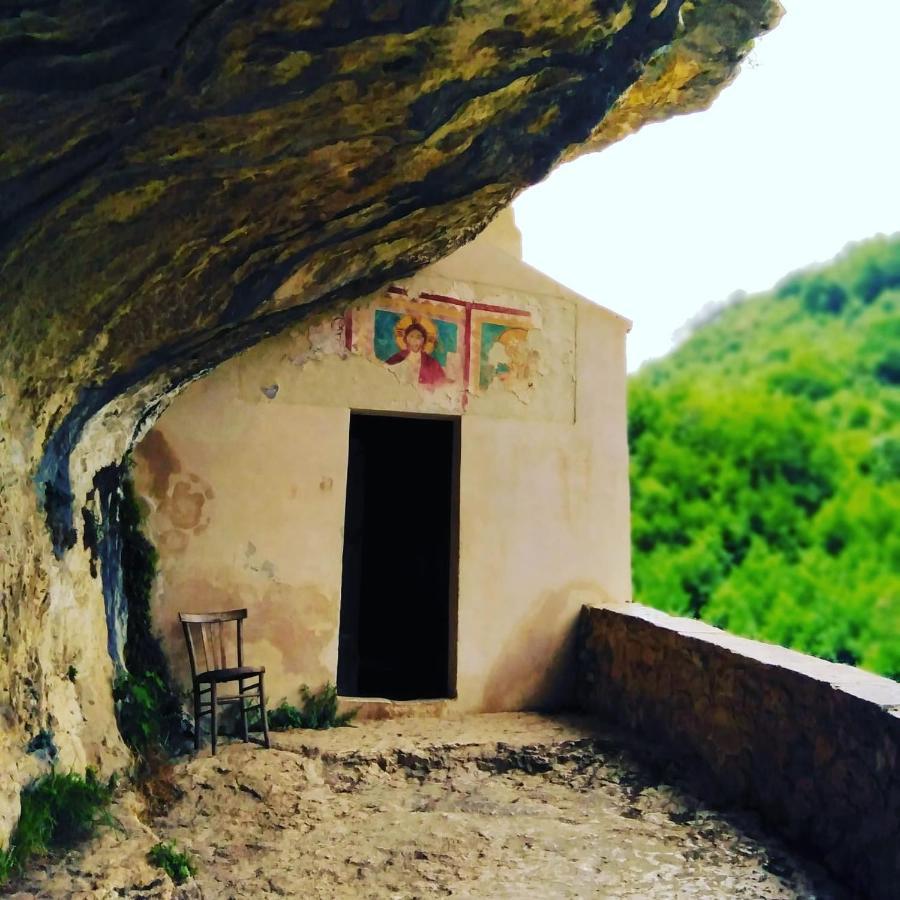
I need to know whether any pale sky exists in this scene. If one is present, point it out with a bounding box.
[514,0,900,371]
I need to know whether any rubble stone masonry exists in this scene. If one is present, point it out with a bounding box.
[577,603,900,899]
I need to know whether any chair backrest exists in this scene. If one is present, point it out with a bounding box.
[179,609,247,678]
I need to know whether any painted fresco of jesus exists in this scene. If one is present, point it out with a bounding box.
[385,319,447,387]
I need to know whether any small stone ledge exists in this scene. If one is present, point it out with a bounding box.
[576,603,900,900]
[337,697,453,721]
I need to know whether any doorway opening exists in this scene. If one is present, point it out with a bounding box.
[337,413,459,700]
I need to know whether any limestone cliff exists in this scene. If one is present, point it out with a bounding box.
[0,0,780,842]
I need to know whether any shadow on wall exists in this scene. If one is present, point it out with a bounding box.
[480,582,614,712]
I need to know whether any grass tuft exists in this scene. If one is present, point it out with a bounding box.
[0,847,14,884]
[112,671,185,816]
[0,769,116,885]
[147,840,197,884]
[251,682,357,731]
[114,670,170,754]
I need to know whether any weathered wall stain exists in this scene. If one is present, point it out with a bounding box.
[166,481,208,531]
[157,529,190,556]
[152,576,337,699]
[135,429,181,501]
[254,583,337,685]
[133,396,349,704]
[136,432,214,555]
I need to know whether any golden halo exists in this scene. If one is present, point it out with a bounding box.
[498,326,529,347]
[394,314,437,353]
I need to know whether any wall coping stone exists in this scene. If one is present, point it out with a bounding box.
[595,602,900,708]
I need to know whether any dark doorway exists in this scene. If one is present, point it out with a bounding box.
[337,413,458,700]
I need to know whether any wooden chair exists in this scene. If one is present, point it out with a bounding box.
[179,609,270,755]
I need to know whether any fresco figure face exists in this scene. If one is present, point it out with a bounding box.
[405,325,426,353]
[502,328,529,366]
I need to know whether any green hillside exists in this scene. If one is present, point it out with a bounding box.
[629,234,900,678]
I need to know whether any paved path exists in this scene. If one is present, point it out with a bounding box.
[11,714,844,898]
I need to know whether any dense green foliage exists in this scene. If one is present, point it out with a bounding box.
[113,464,187,818]
[251,683,357,731]
[0,770,115,885]
[148,840,197,884]
[630,234,900,677]
[113,670,178,755]
[116,460,185,754]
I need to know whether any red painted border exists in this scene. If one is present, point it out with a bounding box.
[417,291,470,309]
[462,304,472,410]
[343,308,353,351]
[392,289,527,317]
[471,301,529,317]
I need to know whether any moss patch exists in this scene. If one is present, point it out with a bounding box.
[112,462,186,816]
[117,458,185,754]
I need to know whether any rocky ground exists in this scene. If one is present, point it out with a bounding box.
[6,714,845,899]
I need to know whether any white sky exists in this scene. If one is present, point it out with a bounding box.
[513,0,900,371]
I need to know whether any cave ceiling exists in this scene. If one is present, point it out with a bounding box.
[0,0,780,480]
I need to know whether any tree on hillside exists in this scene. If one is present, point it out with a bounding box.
[630,234,900,678]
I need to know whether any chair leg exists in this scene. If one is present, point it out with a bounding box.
[239,677,248,743]
[259,674,270,750]
[193,685,201,751]
[210,681,218,756]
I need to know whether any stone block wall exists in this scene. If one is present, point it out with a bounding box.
[577,604,900,899]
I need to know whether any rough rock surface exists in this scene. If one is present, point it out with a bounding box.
[578,604,900,900]
[0,0,780,843]
[6,714,841,898]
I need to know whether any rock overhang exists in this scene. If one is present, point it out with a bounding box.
[2,1,781,440]
[0,0,782,846]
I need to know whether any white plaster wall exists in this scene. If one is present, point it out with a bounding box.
[455,301,631,711]
[133,226,631,712]
[134,387,349,706]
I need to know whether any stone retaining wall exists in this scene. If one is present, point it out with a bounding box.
[576,603,900,900]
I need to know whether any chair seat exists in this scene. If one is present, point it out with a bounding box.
[196,665,265,684]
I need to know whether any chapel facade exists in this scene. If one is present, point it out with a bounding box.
[133,211,632,713]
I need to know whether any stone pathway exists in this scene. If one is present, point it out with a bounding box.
[8,714,845,899]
